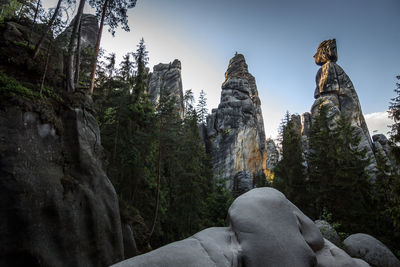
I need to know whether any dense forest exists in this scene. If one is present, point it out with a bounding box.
[0,0,399,265]
[273,87,400,256]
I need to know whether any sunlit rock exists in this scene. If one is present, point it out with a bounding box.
[205,54,267,192]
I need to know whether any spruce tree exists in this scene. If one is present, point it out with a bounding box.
[307,106,372,234]
[388,75,400,161]
[273,112,308,212]
[196,89,208,124]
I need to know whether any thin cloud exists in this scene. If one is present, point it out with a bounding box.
[364,111,393,137]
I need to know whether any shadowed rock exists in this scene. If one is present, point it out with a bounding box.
[344,233,400,267]
[0,95,124,266]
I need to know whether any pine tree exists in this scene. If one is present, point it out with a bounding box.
[196,89,208,124]
[133,38,149,101]
[307,106,372,233]
[388,75,400,161]
[273,112,308,211]
[88,0,137,93]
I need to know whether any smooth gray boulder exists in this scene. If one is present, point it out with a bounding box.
[229,188,324,267]
[315,220,341,247]
[316,239,370,267]
[343,233,400,267]
[113,187,329,267]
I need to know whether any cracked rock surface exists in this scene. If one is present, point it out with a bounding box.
[0,96,124,266]
[205,54,267,192]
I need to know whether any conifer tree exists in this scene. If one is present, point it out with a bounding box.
[307,106,372,233]
[388,75,400,161]
[196,89,208,124]
[88,0,137,94]
[273,111,308,211]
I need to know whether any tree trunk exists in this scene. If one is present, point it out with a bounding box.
[88,0,109,94]
[149,118,162,241]
[74,20,82,87]
[113,118,120,163]
[32,0,61,59]
[40,37,53,95]
[66,0,85,92]
[28,0,41,47]
[33,0,40,24]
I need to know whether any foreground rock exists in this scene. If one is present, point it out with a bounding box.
[344,233,400,267]
[205,54,267,193]
[315,220,341,247]
[147,59,184,118]
[112,187,369,267]
[0,94,124,266]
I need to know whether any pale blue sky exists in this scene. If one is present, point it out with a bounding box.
[45,0,400,138]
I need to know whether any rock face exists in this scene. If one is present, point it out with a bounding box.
[147,59,184,118]
[315,220,341,247]
[58,14,99,49]
[0,96,124,266]
[265,138,279,181]
[112,187,369,267]
[205,54,267,191]
[122,223,138,259]
[344,233,400,267]
[301,39,377,174]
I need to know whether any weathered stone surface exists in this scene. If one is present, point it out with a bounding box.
[122,223,138,259]
[316,239,370,267]
[314,39,338,66]
[302,39,377,176]
[205,54,266,190]
[265,138,279,181]
[147,59,184,118]
[315,220,341,247]
[0,98,124,266]
[115,188,360,267]
[373,134,396,167]
[343,233,400,267]
[58,14,99,49]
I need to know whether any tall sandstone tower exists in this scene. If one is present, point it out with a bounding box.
[205,54,267,193]
[301,39,378,174]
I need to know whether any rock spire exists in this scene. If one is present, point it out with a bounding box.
[205,54,266,193]
[147,59,184,118]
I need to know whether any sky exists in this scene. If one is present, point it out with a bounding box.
[45,0,400,139]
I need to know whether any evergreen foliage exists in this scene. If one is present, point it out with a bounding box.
[272,111,308,211]
[389,75,400,160]
[374,149,400,256]
[196,89,207,124]
[93,41,232,252]
[307,106,372,234]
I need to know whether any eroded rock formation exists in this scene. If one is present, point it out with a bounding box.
[147,59,184,118]
[301,39,377,174]
[0,94,124,266]
[265,138,279,181]
[58,14,99,49]
[205,54,266,192]
[112,187,370,267]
